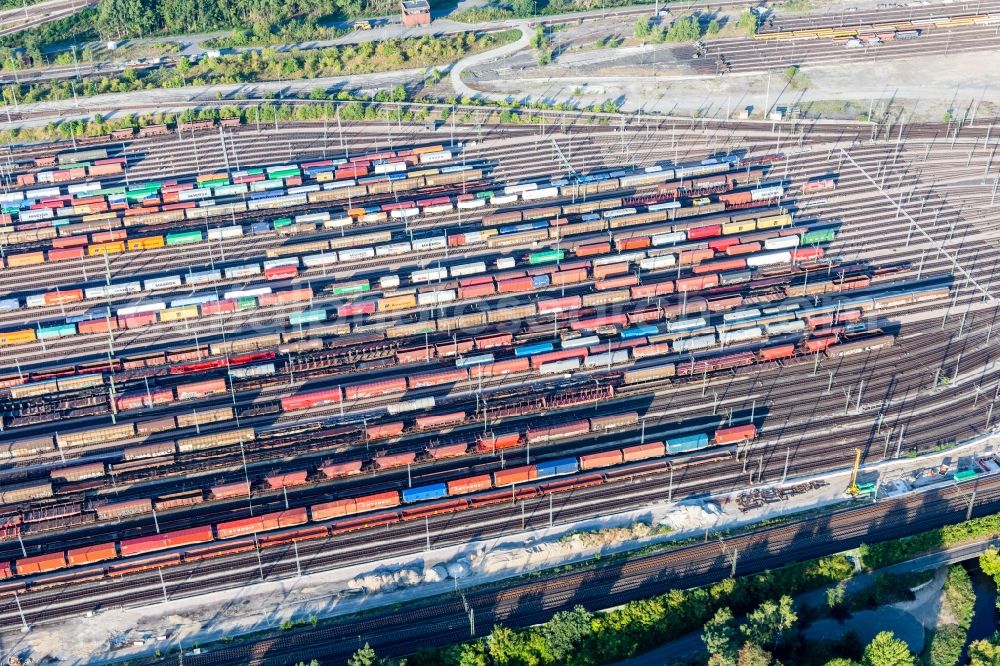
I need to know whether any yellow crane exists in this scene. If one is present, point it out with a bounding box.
[847,448,862,496]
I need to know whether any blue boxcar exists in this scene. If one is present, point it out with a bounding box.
[531,275,550,289]
[402,482,449,504]
[250,222,270,234]
[515,342,554,358]
[621,325,658,339]
[536,458,580,479]
[666,434,710,454]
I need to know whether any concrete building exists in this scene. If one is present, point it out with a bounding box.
[401,0,431,26]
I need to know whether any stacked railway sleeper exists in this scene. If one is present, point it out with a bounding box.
[0,117,995,628]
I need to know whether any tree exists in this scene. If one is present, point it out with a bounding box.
[737,643,773,666]
[348,643,378,666]
[862,632,916,666]
[741,596,797,647]
[664,16,701,42]
[511,0,534,17]
[970,633,1000,666]
[980,547,1000,584]
[824,660,859,666]
[702,607,739,665]
[95,0,153,39]
[707,19,721,34]
[294,661,321,666]
[634,17,651,38]
[541,605,593,662]
[736,10,758,36]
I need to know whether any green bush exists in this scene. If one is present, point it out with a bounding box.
[861,513,1000,570]
[736,10,759,36]
[664,16,700,41]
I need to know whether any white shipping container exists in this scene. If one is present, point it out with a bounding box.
[375,242,412,257]
[374,161,407,175]
[539,358,581,374]
[503,183,538,195]
[26,187,60,199]
[746,251,792,267]
[18,208,55,222]
[594,251,645,266]
[449,261,486,277]
[674,333,717,353]
[723,308,762,324]
[295,212,331,225]
[303,252,339,268]
[764,236,800,250]
[751,185,784,201]
[411,267,448,283]
[25,294,47,308]
[0,192,25,203]
[337,247,375,262]
[223,287,272,299]
[117,302,166,316]
[668,317,707,333]
[584,351,629,368]
[489,194,518,205]
[287,185,320,195]
[418,150,453,164]
[171,294,218,307]
[411,236,447,251]
[766,320,806,335]
[389,207,420,219]
[652,232,686,246]
[496,257,516,270]
[323,215,353,229]
[212,184,249,197]
[186,269,222,285]
[562,335,599,349]
[379,275,400,289]
[208,225,244,241]
[229,363,276,379]
[457,198,487,210]
[322,180,357,190]
[178,188,214,202]
[68,182,102,195]
[424,203,454,215]
[521,186,558,201]
[603,208,638,219]
[417,290,456,306]
[263,257,299,270]
[721,326,763,345]
[143,275,183,291]
[386,396,436,414]
[224,264,262,279]
[361,212,387,223]
[640,255,677,270]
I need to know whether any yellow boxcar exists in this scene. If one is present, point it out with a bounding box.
[88,241,126,256]
[81,212,119,224]
[756,213,793,229]
[378,294,418,312]
[722,220,757,235]
[127,235,166,251]
[159,305,200,322]
[0,329,37,346]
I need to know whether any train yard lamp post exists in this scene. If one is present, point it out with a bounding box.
[12,589,28,632]
[424,517,431,551]
[16,532,26,557]
[781,448,791,484]
[292,541,302,577]
[157,568,169,603]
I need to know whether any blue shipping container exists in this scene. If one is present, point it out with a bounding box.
[515,342,554,358]
[250,222,271,234]
[621,325,658,339]
[531,275,550,289]
[402,482,449,503]
[665,434,710,454]
[535,458,580,479]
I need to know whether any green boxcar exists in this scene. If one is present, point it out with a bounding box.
[802,229,836,245]
[268,169,300,181]
[476,190,493,200]
[128,181,162,192]
[273,218,293,230]
[38,324,77,340]
[94,186,127,196]
[954,469,978,481]
[528,250,565,265]
[59,162,90,170]
[236,297,257,310]
[166,231,204,246]
[289,309,327,326]
[855,482,876,495]
[198,178,230,189]
[332,281,370,295]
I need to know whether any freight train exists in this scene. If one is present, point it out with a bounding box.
[0,422,754,586]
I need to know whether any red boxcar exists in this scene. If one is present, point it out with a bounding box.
[687,224,722,240]
[580,449,624,470]
[280,387,343,412]
[493,465,537,486]
[530,348,588,369]
[632,342,671,359]
[474,357,531,377]
[617,236,651,251]
[345,377,407,400]
[338,301,377,317]
[476,432,522,452]
[676,274,720,292]
[714,424,757,445]
[216,508,308,539]
[407,368,468,390]
[317,458,364,478]
[727,242,762,256]
[497,276,534,294]
[447,474,493,495]
[759,344,795,361]
[708,237,741,253]
[367,422,405,439]
[119,525,214,557]
[176,378,226,400]
[679,248,715,265]
[596,275,639,291]
[593,262,629,280]
[48,247,86,262]
[552,268,589,286]
[354,491,401,513]
[570,314,628,331]
[459,283,496,299]
[264,265,299,281]
[475,333,513,350]
[575,242,610,257]
[622,442,666,462]
[67,542,118,566]
[376,452,417,469]
[631,281,675,299]
[538,296,582,314]
[16,552,67,575]
[265,471,309,490]
[427,442,469,459]
[415,412,466,429]
[693,258,746,275]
